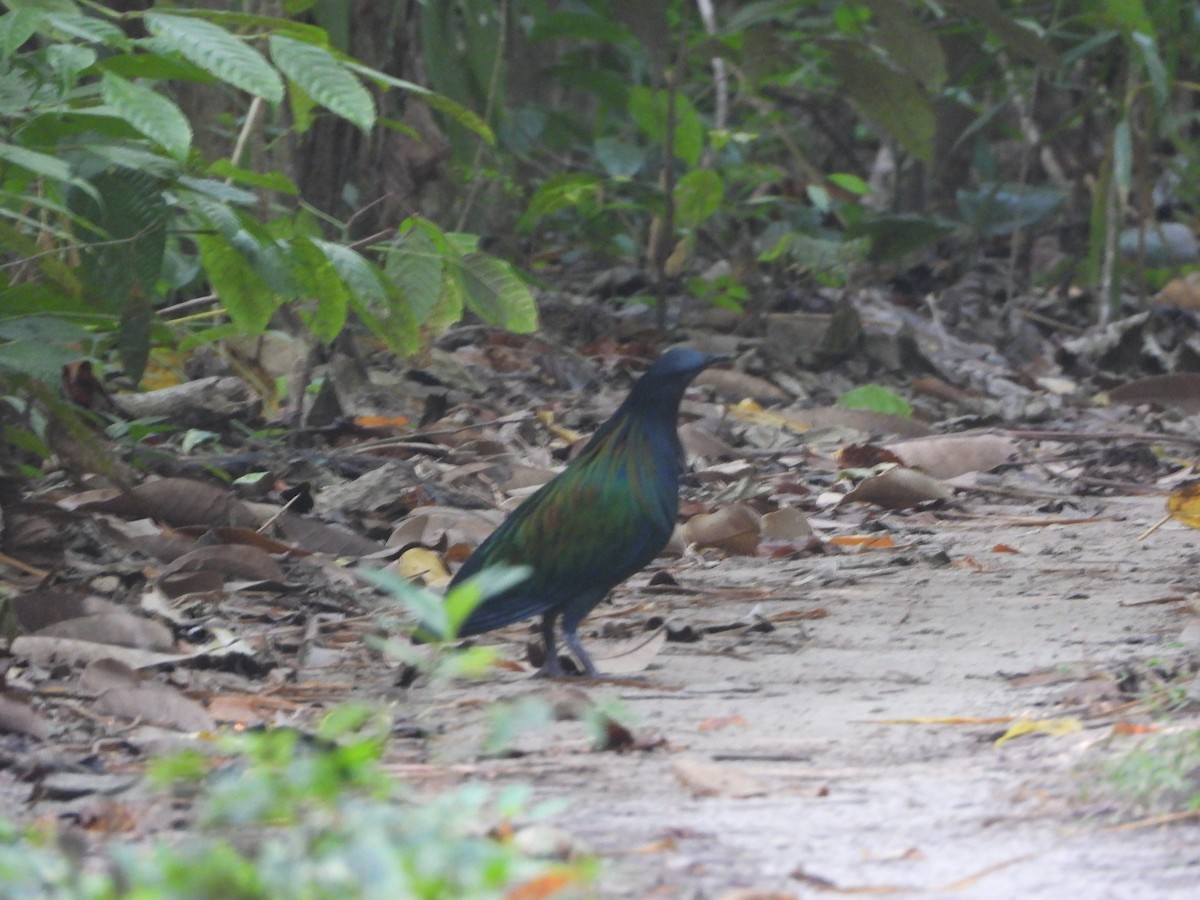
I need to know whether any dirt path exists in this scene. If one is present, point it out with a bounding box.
[410,494,1200,897]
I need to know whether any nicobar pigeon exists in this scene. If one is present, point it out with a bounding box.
[444,347,725,676]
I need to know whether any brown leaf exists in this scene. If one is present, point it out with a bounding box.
[84,478,260,528]
[682,503,762,554]
[593,627,667,675]
[885,433,1017,479]
[158,544,286,583]
[0,693,48,739]
[94,683,214,732]
[34,611,174,651]
[695,368,790,403]
[671,758,767,798]
[759,507,811,542]
[13,586,121,632]
[1109,373,1200,414]
[11,635,194,670]
[841,466,953,509]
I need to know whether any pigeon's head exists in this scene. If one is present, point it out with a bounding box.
[643,346,728,381]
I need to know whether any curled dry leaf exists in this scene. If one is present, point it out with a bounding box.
[679,422,736,460]
[34,611,174,652]
[0,693,48,740]
[157,544,287,584]
[1108,372,1200,415]
[12,586,121,632]
[94,683,214,732]
[387,506,498,552]
[670,758,767,798]
[683,503,762,555]
[83,478,260,529]
[884,433,1017,479]
[759,506,811,542]
[841,465,954,510]
[11,635,194,670]
[592,626,668,675]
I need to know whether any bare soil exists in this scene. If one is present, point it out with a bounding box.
[407,493,1200,898]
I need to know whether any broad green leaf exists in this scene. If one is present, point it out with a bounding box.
[205,160,298,195]
[345,61,495,144]
[827,43,934,165]
[101,72,192,160]
[0,10,42,60]
[387,225,445,322]
[289,237,348,343]
[195,232,279,332]
[269,35,374,131]
[520,172,603,229]
[144,12,283,102]
[945,0,1058,66]
[0,141,74,183]
[0,340,82,381]
[838,384,912,417]
[829,172,871,195]
[313,240,390,306]
[863,0,947,89]
[457,254,537,332]
[68,167,167,315]
[118,295,153,383]
[845,213,954,262]
[594,137,645,178]
[628,86,704,168]
[674,169,724,229]
[41,12,127,46]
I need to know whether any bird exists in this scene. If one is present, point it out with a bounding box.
[441,347,726,676]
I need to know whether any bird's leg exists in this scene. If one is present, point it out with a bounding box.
[535,612,566,677]
[563,627,599,678]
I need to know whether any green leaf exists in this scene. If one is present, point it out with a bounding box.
[144,12,284,102]
[0,141,75,184]
[345,61,495,144]
[519,172,603,230]
[68,167,167,315]
[594,137,645,178]
[118,294,153,383]
[195,232,279,332]
[863,0,947,89]
[0,9,43,60]
[268,35,375,131]
[838,384,912,417]
[1113,120,1132,194]
[945,0,1058,66]
[101,72,193,160]
[387,223,447,322]
[313,240,390,306]
[827,42,934,165]
[457,254,538,332]
[0,339,82,381]
[205,160,298,195]
[41,12,127,47]
[628,86,704,168]
[1131,31,1168,111]
[289,237,348,343]
[674,169,724,229]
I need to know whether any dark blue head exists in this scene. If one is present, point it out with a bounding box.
[622,347,727,416]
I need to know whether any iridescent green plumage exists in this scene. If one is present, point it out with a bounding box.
[448,347,724,676]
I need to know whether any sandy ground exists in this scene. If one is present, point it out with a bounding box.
[407,493,1200,898]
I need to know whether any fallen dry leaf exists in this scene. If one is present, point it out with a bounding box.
[683,503,761,554]
[671,758,767,798]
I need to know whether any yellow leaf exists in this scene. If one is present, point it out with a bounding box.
[727,398,811,433]
[994,717,1081,747]
[1166,482,1200,529]
[398,547,450,588]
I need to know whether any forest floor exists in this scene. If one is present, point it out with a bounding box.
[8,285,1200,898]
[408,491,1200,898]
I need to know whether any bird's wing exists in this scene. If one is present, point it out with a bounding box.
[454,429,676,634]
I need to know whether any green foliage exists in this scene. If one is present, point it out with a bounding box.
[1103,729,1200,815]
[0,709,587,899]
[0,1,530,406]
[365,564,531,681]
[838,384,913,418]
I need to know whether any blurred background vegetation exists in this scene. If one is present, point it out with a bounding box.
[2,0,1198,433]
